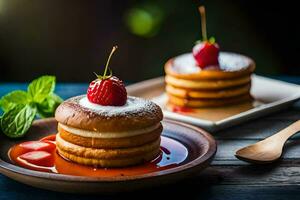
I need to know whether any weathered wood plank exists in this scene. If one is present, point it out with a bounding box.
[215,119,297,140]
[215,106,300,140]
[158,185,300,200]
[214,139,300,162]
[262,103,300,119]
[196,165,300,186]
[2,172,300,200]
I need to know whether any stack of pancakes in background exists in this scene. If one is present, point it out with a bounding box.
[165,52,256,108]
[55,95,163,168]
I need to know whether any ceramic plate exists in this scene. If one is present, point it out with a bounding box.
[127,75,300,131]
[0,118,216,193]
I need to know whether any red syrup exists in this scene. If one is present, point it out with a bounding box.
[8,134,188,177]
[172,106,194,114]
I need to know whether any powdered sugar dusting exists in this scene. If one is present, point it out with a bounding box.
[172,52,251,74]
[73,95,160,118]
[173,54,200,74]
[219,52,251,71]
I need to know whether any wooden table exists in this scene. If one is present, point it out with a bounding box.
[1,78,300,200]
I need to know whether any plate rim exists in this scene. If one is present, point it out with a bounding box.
[0,118,217,183]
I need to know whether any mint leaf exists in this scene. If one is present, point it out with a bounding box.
[37,93,63,118]
[0,90,29,112]
[28,75,55,103]
[0,104,37,138]
[0,75,62,138]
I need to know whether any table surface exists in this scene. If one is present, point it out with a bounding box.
[1,77,300,200]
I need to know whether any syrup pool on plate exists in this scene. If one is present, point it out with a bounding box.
[8,134,189,177]
[168,101,258,122]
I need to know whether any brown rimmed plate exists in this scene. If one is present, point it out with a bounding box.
[0,118,216,194]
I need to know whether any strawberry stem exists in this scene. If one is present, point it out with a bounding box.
[198,6,207,41]
[103,46,118,78]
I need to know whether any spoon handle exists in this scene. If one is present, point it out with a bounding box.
[268,120,300,142]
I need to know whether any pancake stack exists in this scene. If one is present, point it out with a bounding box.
[165,52,255,108]
[55,95,163,168]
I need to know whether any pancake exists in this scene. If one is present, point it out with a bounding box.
[164,51,255,108]
[165,52,255,80]
[166,83,251,99]
[55,95,163,167]
[55,95,163,132]
[168,93,253,108]
[57,148,160,168]
[165,75,251,90]
[56,134,161,159]
[58,123,162,149]
[56,134,161,167]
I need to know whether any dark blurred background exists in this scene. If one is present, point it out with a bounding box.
[0,0,299,83]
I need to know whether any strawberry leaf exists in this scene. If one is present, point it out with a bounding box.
[209,37,216,44]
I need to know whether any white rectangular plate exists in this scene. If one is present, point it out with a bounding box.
[126,75,300,132]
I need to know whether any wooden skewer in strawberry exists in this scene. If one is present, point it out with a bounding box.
[192,6,220,69]
[87,46,127,106]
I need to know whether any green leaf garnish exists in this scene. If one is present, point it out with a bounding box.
[28,75,55,103]
[37,93,63,118]
[0,75,62,138]
[0,90,29,112]
[0,104,37,138]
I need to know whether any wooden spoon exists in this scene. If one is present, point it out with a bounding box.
[235,120,300,164]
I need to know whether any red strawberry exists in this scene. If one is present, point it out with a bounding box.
[87,76,127,106]
[19,151,54,167]
[192,41,219,69]
[193,6,220,69]
[86,46,127,106]
[19,141,56,153]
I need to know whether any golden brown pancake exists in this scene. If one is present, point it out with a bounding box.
[56,134,161,167]
[165,52,255,80]
[166,83,251,99]
[168,93,253,108]
[165,75,251,90]
[55,96,163,132]
[164,52,255,108]
[57,148,160,168]
[55,95,163,167]
[58,124,162,149]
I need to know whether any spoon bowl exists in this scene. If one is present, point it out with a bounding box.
[235,120,300,164]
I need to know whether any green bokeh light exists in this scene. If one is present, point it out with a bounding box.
[126,8,154,36]
[125,4,164,38]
